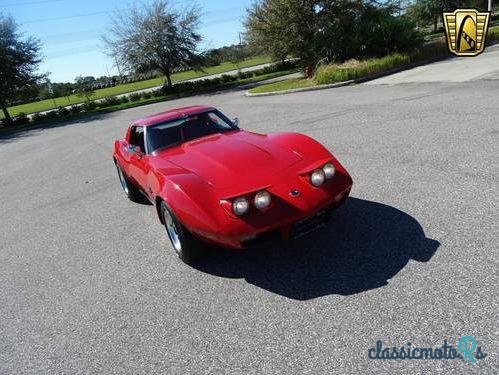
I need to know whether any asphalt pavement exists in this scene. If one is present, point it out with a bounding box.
[0,51,497,373]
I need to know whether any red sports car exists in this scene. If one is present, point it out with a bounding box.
[113,105,352,263]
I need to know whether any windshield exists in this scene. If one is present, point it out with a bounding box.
[146,109,237,153]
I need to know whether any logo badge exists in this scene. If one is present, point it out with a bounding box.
[290,189,300,197]
[443,9,490,57]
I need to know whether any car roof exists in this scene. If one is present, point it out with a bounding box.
[132,105,215,127]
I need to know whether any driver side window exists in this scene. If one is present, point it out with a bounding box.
[129,126,145,152]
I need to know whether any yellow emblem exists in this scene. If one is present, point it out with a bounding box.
[443,9,490,56]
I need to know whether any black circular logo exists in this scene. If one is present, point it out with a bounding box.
[290,189,301,197]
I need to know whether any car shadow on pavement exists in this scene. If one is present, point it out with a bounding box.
[193,197,440,300]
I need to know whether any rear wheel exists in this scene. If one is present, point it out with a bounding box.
[161,201,203,264]
[115,162,142,201]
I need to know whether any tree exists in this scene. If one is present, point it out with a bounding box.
[407,0,448,32]
[406,0,487,32]
[0,15,45,125]
[74,76,95,102]
[102,0,202,88]
[244,0,422,68]
[318,1,422,61]
[244,0,309,63]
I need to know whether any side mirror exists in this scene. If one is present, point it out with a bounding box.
[232,117,239,128]
[134,146,143,155]
[127,145,143,158]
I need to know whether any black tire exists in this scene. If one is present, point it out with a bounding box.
[115,162,142,202]
[161,201,203,264]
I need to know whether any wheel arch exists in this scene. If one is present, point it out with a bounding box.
[156,195,166,225]
[154,174,219,232]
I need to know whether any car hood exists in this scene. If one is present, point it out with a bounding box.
[155,131,302,190]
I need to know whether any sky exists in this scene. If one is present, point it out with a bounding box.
[2,0,253,82]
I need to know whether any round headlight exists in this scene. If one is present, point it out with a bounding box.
[310,169,325,187]
[323,163,335,179]
[254,190,271,209]
[232,197,249,216]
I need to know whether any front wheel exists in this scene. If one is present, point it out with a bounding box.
[161,201,203,264]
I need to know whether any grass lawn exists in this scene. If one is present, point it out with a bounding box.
[248,78,315,94]
[2,56,272,119]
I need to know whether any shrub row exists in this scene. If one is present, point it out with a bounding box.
[27,94,142,123]
[160,60,298,96]
[315,39,452,85]
[315,25,499,86]
[315,53,413,84]
[2,61,298,128]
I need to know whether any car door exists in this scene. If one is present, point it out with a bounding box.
[126,125,151,195]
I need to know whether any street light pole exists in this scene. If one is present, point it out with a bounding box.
[489,0,492,12]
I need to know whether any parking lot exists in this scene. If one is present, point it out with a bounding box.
[0,64,497,372]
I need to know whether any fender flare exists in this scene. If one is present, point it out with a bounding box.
[154,173,218,234]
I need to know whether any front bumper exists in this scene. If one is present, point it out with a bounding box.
[193,179,352,249]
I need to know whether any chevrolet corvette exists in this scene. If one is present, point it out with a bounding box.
[113,105,352,263]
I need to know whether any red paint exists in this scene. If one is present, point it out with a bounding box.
[114,106,353,249]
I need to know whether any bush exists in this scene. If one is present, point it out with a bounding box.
[57,106,69,116]
[82,101,97,111]
[315,53,411,84]
[220,74,234,82]
[142,91,152,99]
[179,81,194,92]
[409,40,448,62]
[205,77,221,87]
[129,93,142,102]
[487,26,499,44]
[12,112,30,126]
[358,11,423,57]
[44,110,59,120]
[197,79,210,89]
[162,85,176,95]
[237,70,253,79]
[70,105,82,114]
[32,112,46,122]
[101,96,121,108]
[251,60,298,77]
[314,37,452,86]
[152,89,164,98]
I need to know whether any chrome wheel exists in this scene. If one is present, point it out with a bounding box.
[164,208,182,252]
[116,165,129,194]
